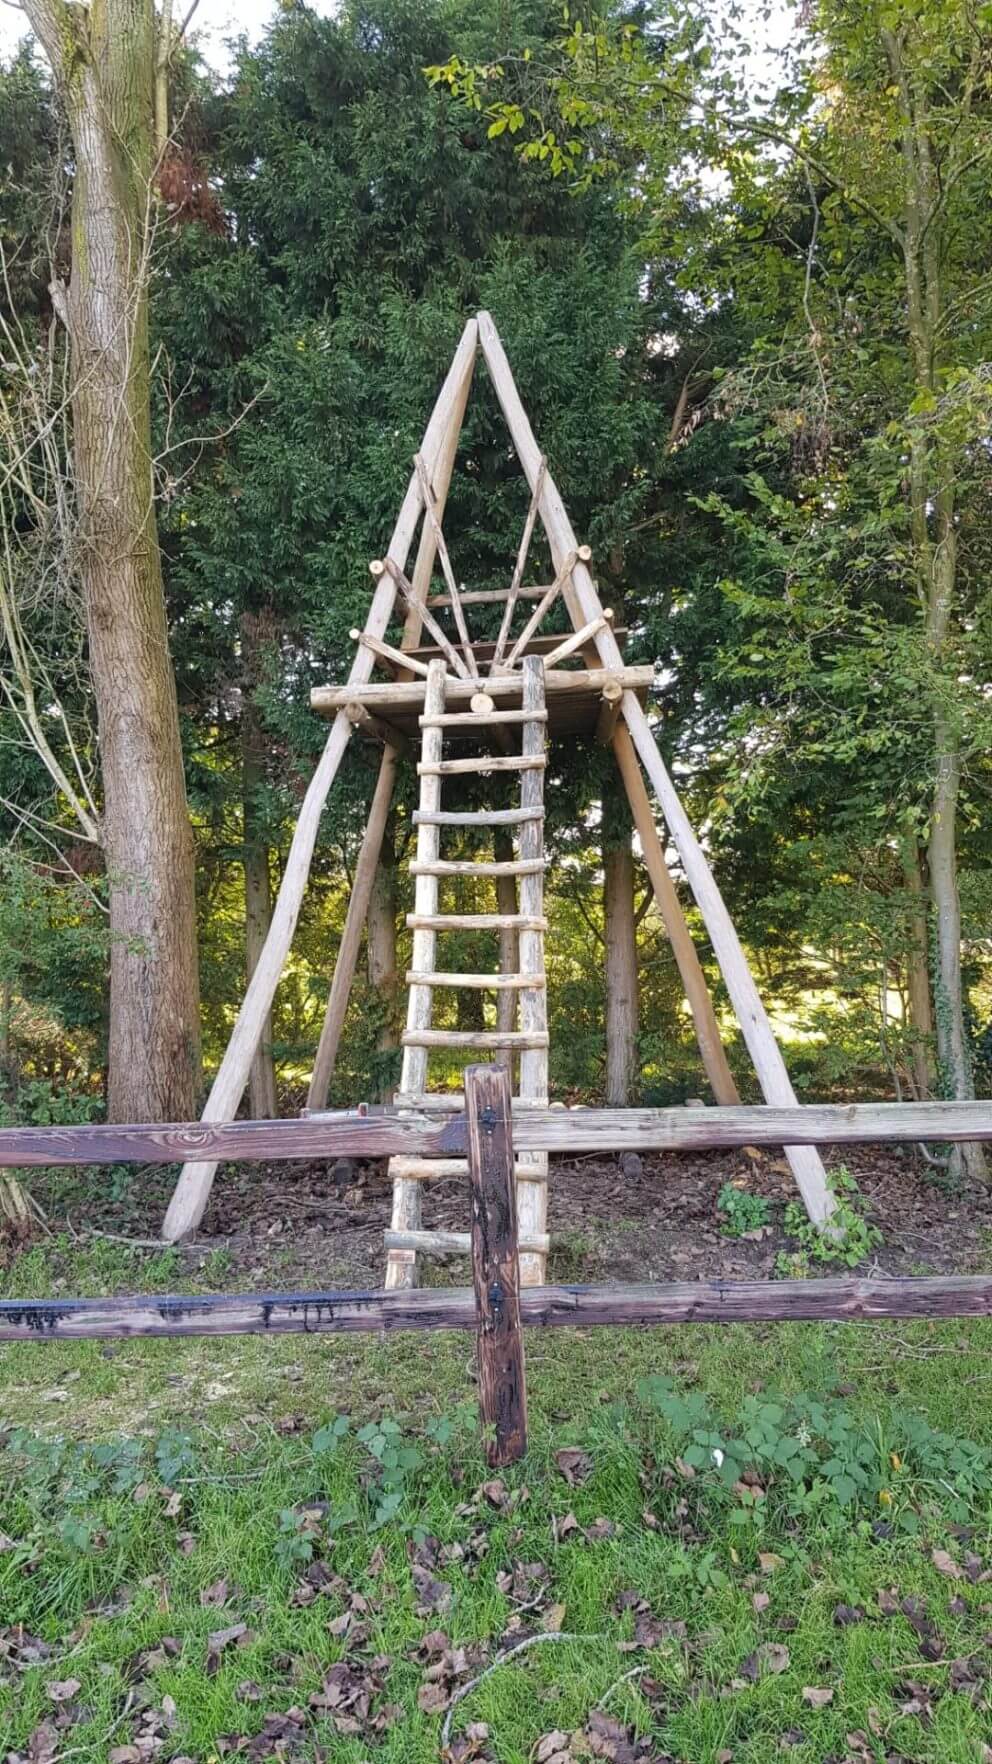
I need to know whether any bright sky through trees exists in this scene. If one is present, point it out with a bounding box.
[1,0,797,80]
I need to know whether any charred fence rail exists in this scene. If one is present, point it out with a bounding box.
[2,1082,992,1463]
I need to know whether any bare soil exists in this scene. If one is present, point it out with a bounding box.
[48,1143,992,1292]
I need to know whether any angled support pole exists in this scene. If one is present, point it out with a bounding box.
[161,320,479,1242]
[477,309,835,1230]
[612,724,741,1108]
[305,337,477,1110]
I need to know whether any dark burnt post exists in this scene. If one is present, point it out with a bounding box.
[464,1062,527,1465]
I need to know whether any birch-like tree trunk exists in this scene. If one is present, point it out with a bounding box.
[23,0,201,1121]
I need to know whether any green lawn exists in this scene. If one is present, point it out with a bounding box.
[2,1241,992,1762]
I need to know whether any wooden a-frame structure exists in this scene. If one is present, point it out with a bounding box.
[161,314,836,1258]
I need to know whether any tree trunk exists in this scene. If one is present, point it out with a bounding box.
[902,839,935,1100]
[882,23,986,1180]
[603,828,638,1106]
[25,0,201,1122]
[241,617,278,1121]
[367,818,400,1103]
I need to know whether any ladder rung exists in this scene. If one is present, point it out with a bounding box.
[394,1092,549,1111]
[384,1228,550,1256]
[405,913,547,933]
[388,1157,546,1180]
[419,709,549,728]
[409,859,545,878]
[425,584,550,609]
[417,754,545,777]
[402,1028,549,1050]
[405,970,545,990]
[412,807,543,827]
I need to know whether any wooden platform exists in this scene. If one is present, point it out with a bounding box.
[310,664,655,740]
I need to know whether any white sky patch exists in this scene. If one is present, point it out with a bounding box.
[2,0,797,83]
[0,0,339,73]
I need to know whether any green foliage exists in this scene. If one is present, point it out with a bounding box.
[784,1167,882,1269]
[4,0,991,1117]
[355,1416,425,1530]
[716,1182,771,1238]
[637,1378,992,1526]
[774,1248,812,1281]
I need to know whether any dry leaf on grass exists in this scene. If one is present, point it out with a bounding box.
[555,1448,594,1487]
[801,1686,834,1708]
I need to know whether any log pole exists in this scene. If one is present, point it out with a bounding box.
[306,344,474,1110]
[476,308,835,1230]
[6,1273,992,1341]
[466,1063,527,1466]
[160,321,479,1242]
[612,724,741,1107]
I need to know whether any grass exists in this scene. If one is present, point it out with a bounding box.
[2,1241,992,1761]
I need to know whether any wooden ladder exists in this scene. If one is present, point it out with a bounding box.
[384,655,550,1289]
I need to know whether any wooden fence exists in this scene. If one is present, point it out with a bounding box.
[2,1075,992,1464]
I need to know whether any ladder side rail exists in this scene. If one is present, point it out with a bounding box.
[516,655,550,1285]
[385,659,448,1289]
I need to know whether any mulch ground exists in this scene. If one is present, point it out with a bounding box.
[52,1140,992,1293]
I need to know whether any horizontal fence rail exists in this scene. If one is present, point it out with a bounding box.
[0,1098,990,1169]
[3,1274,992,1343]
[4,1073,992,1464]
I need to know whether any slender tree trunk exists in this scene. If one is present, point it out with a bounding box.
[883,26,986,1180]
[902,839,935,1099]
[367,817,400,1103]
[603,828,638,1106]
[25,0,201,1122]
[241,616,277,1120]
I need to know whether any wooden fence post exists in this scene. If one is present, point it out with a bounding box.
[464,1062,527,1466]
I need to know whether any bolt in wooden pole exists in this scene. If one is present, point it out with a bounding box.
[465,1062,527,1466]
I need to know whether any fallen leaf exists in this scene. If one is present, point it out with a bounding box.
[45,1679,81,1703]
[418,1679,451,1714]
[584,1517,616,1542]
[932,1548,963,1580]
[761,1642,790,1674]
[206,1622,249,1674]
[802,1686,834,1708]
[411,1562,452,1614]
[555,1447,593,1487]
[535,1734,571,1764]
[554,1511,581,1542]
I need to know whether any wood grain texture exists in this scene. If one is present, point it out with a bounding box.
[311,667,655,716]
[466,1064,527,1465]
[385,660,447,1288]
[6,1274,992,1341]
[2,1098,991,1172]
